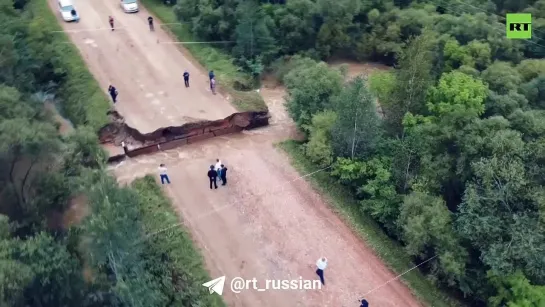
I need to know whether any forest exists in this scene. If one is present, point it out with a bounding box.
[0,0,223,306]
[172,0,545,305]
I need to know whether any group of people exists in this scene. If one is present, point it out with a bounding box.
[104,16,217,104]
[208,159,227,189]
[157,159,228,190]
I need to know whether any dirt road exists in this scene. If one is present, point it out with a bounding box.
[108,83,421,307]
[50,2,421,304]
[48,0,236,134]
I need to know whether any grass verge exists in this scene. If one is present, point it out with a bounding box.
[278,140,463,307]
[131,175,225,307]
[139,0,267,112]
[28,0,111,131]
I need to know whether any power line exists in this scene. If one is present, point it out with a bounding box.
[157,41,234,44]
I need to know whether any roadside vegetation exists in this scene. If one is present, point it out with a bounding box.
[163,0,545,305]
[0,0,224,305]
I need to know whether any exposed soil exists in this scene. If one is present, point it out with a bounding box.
[49,1,421,305]
[47,0,236,134]
[328,60,391,79]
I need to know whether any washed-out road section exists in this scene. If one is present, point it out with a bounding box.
[48,0,236,134]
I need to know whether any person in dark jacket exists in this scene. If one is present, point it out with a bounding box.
[207,165,218,189]
[109,16,114,31]
[220,164,227,185]
[148,16,154,31]
[108,85,118,103]
[360,299,369,307]
[209,70,214,81]
[183,70,190,87]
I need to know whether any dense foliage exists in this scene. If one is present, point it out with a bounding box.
[277,19,545,307]
[174,0,544,75]
[0,0,223,306]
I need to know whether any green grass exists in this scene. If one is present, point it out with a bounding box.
[132,176,226,307]
[140,0,267,112]
[278,140,464,307]
[29,0,111,131]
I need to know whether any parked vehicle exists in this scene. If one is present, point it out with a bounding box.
[120,0,139,13]
[58,0,79,22]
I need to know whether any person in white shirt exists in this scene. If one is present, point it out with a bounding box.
[316,257,327,285]
[215,159,222,182]
[158,164,170,184]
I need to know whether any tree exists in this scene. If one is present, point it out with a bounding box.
[330,76,384,159]
[457,156,545,283]
[332,157,401,235]
[425,71,488,118]
[284,61,343,131]
[304,110,337,167]
[516,59,545,82]
[314,0,359,58]
[381,32,436,135]
[232,0,277,71]
[0,118,62,227]
[83,175,166,306]
[398,192,466,286]
[520,75,545,109]
[481,61,522,94]
[269,0,317,55]
[2,233,87,306]
[489,271,545,307]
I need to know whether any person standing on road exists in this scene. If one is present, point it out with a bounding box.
[315,257,327,285]
[108,85,118,103]
[215,159,222,183]
[183,70,190,87]
[158,164,171,184]
[220,164,228,185]
[210,77,216,94]
[209,70,214,81]
[109,16,115,31]
[148,16,154,31]
[208,165,218,189]
[360,299,369,307]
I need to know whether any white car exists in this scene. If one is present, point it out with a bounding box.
[120,0,139,13]
[58,0,79,22]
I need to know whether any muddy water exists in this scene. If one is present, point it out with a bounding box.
[44,101,74,135]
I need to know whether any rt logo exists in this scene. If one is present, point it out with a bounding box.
[506,13,532,39]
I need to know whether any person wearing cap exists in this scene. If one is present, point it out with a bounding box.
[183,70,190,87]
[316,257,327,285]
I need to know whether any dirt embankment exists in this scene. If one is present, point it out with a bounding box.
[99,110,270,162]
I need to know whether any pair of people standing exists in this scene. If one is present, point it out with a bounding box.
[208,159,227,189]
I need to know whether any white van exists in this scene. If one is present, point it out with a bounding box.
[120,0,139,13]
[58,0,79,22]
